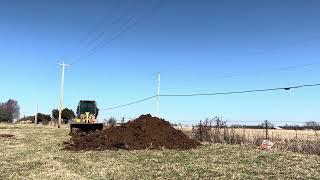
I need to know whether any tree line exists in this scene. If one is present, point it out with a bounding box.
[20,108,75,124]
[193,117,320,130]
[0,99,75,124]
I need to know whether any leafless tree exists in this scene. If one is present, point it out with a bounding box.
[0,99,20,122]
[305,121,319,129]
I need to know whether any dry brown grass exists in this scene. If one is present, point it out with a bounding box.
[235,128,318,141]
[176,126,319,140]
[1,123,320,179]
[183,123,320,155]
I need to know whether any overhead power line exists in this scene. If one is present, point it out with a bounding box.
[160,83,320,97]
[100,83,320,110]
[83,15,126,48]
[71,0,164,65]
[101,95,157,110]
[61,1,125,59]
[70,15,137,65]
[78,1,125,46]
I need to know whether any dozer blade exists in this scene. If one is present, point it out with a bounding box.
[70,123,103,133]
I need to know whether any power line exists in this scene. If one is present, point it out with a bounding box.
[83,15,126,48]
[71,0,164,65]
[101,95,157,110]
[72,0,163,65]
[70,15,137,65]
[99,83,320,110]
[79,1,137,53]
[67,14,126,59]
[160,83,320,97]
[61,1,125,59]
[78,1,125,45]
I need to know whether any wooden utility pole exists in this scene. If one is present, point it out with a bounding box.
[57,62,70,128]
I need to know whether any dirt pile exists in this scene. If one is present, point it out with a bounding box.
[64,114,200,151]
[0,134,14,138]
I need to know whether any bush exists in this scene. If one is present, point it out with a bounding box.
[36,113,51,125]
[0,99,20,123]
[52,108,75,123]
[194,118,213,142]
[105,117,117,128]
[19,113,51,125]
[194,117,246,145]
[192,118,320,155]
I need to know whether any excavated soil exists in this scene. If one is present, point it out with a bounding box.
[0,134,14,138]
[64,114,200,151]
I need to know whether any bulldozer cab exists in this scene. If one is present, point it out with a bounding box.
[75,100,99,123]
[77,100,98,118]
[71,100,103,133]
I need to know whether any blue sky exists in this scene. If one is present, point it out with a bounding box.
[0,0,320,125]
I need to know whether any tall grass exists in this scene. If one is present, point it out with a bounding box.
[194,117,246,145]
[192,118,320,155]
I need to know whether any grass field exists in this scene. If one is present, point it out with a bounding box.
[1,124,320,179]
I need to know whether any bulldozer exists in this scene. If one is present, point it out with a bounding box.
[70,100,103,133]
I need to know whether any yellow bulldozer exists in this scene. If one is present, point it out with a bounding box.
[70,100,103,132]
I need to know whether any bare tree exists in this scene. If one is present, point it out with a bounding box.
[105,117,117,128]
[0,108,9,122]
[0,99,20,122]
[305,121,319,130]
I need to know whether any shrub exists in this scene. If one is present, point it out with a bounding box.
[105,117,117,128]
[194,118,213,142]
[192,118,320,155]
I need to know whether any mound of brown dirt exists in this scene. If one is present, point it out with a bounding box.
[0,134,14,138]
[64,114,200,151]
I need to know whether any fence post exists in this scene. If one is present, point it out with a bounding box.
[199,120,202,142]
[243,125,246,141]
[265,120,269,139]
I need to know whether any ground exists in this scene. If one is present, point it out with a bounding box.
[1,124,320,179]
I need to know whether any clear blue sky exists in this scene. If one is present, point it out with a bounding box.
[1,0,320,125]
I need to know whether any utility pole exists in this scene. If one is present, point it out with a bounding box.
[35,103,38,125]
[156,73,161,117]
[57,61,70,128]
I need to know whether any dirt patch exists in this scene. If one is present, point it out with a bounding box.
[0,134,14,138]
[64,114,200,151]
